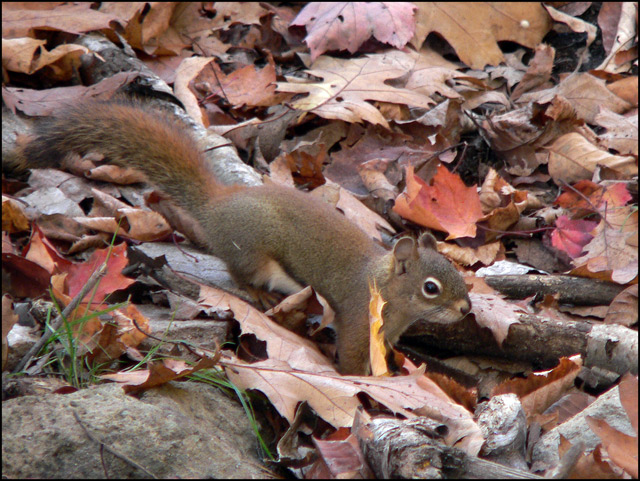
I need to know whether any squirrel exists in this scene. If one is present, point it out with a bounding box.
[5,100,471,375]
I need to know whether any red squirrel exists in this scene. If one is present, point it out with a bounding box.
[5,100,471,375]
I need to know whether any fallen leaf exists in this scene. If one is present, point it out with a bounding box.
[593,108,638,156]
[24,224,72,274]
[555,180,632,218]
[194,57,282,108]
[2,196,30,233]
[412,3,552,69]
[547,132,637,185]
[438,240,502,267]
[277,53,436,128]
[2,38,88,80]
[2,3,121,38]
[311,181,395,243]
[226,358,479,446]
[604,284,638,326]
[511,44,555,100]
[368,283,389,377]
[586,415,638,478]
[555,73,631,123]
[311,432,371,478]
[393,165,482,239]
[573,212,638,284]
[1,251,52,299]
[551,216,598,259]
[199,285,334,371]
[493,356,582,418]
[84,303,151,365]
[60,243,135,305]
[292,3,417,60]
[544,4,597,50]
[101,356,219,393]
[468,292,524,346]
[559,437,621,478]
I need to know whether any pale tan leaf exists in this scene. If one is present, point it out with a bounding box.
[412,3,552,69]
[547,133,637,184]
[276,51,453,128]
[368,283,389,377]
[604,284,638,326]
[593,108,638,156]
[226,358,480,452]
[573,215,638,284]
[556,73,632,123]
[199,285,334,371]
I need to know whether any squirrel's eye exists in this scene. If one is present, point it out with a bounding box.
[422,278,441,298]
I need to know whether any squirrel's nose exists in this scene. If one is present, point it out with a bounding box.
[457,297,471,316]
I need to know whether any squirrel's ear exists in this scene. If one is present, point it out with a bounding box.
[392,237,418,274]
[418,231,437,251]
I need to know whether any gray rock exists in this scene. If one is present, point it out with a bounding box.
[2,381,269,478]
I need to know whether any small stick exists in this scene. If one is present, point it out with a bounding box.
[72,410,157,478]
[13,262,108,374]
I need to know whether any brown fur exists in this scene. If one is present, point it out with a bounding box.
[6,100,471,375]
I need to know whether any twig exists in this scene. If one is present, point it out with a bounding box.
[72,410,157,478]
[413,142,467,176]
[130,315,220,361]
[13,262,108,373]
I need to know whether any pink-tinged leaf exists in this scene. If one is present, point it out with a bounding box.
[551,216,598,259]
[292,3,416,60]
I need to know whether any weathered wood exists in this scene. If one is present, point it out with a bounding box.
[357,416,542,478]
[405,313,637,375]
[484,275,625,305]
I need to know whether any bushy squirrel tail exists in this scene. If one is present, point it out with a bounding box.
[4,100,239,214]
